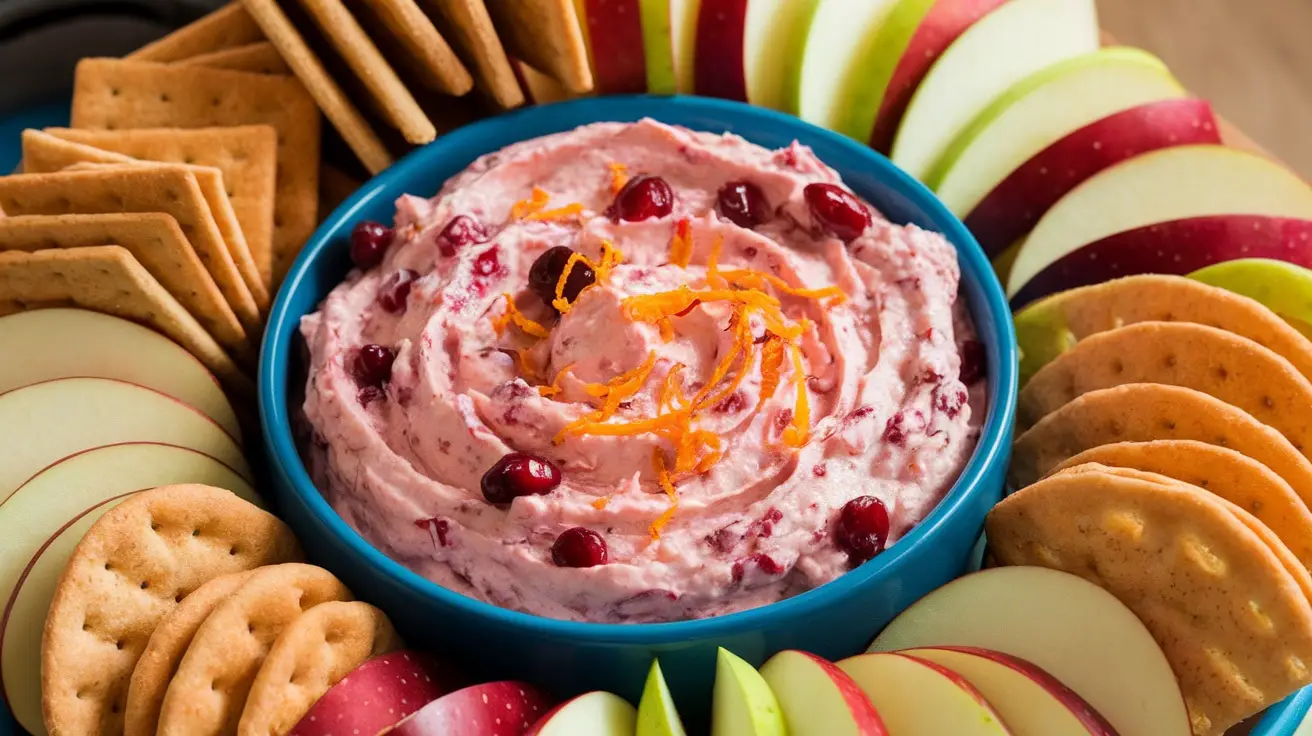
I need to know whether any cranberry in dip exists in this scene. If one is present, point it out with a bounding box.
[300,119,986,623]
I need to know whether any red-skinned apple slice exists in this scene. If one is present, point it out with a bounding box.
[759,650,887,736]
[386,681,554,736]
[577,0,647,94]
[900,647,1117,736]
[525,691,635,735]
[1010,215,1312,308]
[291,651,463,736]
[1006,145,1312,297]
[837,652,1012,735]
[692,0,748,100]
[966,98,1221,258]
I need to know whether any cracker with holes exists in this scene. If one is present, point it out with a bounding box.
[424,0,523,109]
[179,42,291,75]
[1052,440,1312,571]
[1014,274,1312,386]
[124,571,255,736]
[127,2,264,62]
[482,0,591,93]
[70,58,321,284]
[1018,322,1312,453]
[987,465,1312,736]
[41,485,301,736]
[1011,384,1312,508]
[238,601,401,735]
[156,564,352,735]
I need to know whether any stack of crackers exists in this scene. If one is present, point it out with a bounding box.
[986,274,1312,735]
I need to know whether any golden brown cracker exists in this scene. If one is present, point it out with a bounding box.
[987,467,1312,735]
[70,58,321,285]
[355,0,473,95]
[1053,440,1312,571]
[1019,322,1312,455]
[157,564,352,736]
[237,601,401,736]
[483,0,591,93]
[421,0,524,108]
[124,571,255,736]
[41,485,302,736]
[0,246,252,394]
[515,59,572,104]
[127,2,264,62]
[179,41,291,74]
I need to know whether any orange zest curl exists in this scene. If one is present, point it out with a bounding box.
[552,252,589,313]
[511,186,551,219]
[720,268,847,305]
[525,202,585,223]
[782,341,811,447]
[537,363,574,397]
[491,293,550,339]
[659,363,688,411]
[758,333,786,401]
[609,162,630,194]
[595,240,624,284]
[592,496,610,510]
[705,235,726,288]
[650,449,679,539]
[669,218,694,268]
[515,347,541,382]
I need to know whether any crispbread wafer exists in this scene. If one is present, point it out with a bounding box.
[483,0,591,93]
[0,246,251,394]
[42,126,279,291]
[127,3,264,62]
[237,601,401,736]
[1018,322,1312,454]
[41,485,302,736]
[179,41,291,74]
[987,466,1312,736]
[355,0,473,95]
[157,564,352,736]
[70,58,321,285]
[421,0,524,108]
[123,571,255,736]
[1052,440,1312,570]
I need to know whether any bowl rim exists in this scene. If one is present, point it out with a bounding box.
[259,94,1019,642]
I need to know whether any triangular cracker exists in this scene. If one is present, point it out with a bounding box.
[178,41,290,75]
[421,0,524,108]
[483,0,591,93]
[127,2,264,62]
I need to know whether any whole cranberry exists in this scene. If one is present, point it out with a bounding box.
[351,344,395,388]
[804,183,871,243]
[717,180,770,229]
[481,452,562,504]
[350,221,393,269]
[528,246,596,308]
[606,174,674,222]
[552,527,608,567]
[835,496,890,565]
[377,269,418,313]
[436,215,489,257]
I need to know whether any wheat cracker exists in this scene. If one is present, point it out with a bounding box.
[421,0,523,108]
[179,41,290,74]
[127,3,264,62]
[355,0,472,95]
[483,0,590,93]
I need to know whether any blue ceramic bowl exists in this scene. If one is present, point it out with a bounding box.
[259,94,1013,726]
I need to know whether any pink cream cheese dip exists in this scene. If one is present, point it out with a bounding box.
[300,119,986,622]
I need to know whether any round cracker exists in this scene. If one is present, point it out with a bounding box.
[1019,322,1312,454]
[1052,441,1312,569]
[987,466,1312,736]
[156,563,352,735]
[237,601,401,736]
[41,485,302,736]
[123,570,254,736]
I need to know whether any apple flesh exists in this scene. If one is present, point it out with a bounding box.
[387,681,554,736]
[638,660,687,736]
[577,0,648,94]
[291,651,463,736]
[837,652,1012,735]
[1190,259,1312,339]
[742,0,818,110]
[759,650,887,735]
[793,0,901,130]
[870,566,1190,736]
[669,0,701,93]
[712,647,785,736]
[890,0,1099,182]
[638,0,677,93]
[526,691,636,736]
[901,647,1116,735]
[966,98,1221,258]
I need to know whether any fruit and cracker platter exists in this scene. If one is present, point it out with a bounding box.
[4,0,1312,734]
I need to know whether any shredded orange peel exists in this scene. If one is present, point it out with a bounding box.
[609,162,630,194]
[492,293,551,339]
[511,186,551,219]
[552,240,625,314]
[669,218,694,268]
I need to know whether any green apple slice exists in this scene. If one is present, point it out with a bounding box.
[640,0,678,93]
[1190,259,1312,338]
[743,0,819,111]
[930,47,1184,213]
[890,0,1099,181]
[836,0,937,141]
[713,648,786,736]
[793,0,901,129]
[670,0,701,93]
[637,660,687,736]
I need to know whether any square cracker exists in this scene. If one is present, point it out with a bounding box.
[420,0,524,109]
[41,126,278,293]
[127,2,264,62]
[0,247,250,394]
[70,58,320,286]
[20,131,268,311]
[353,0,473,96]
[483,0,591,93]
[178,41,290,75]
[0,167,263,336]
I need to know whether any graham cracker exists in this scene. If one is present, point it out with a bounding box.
[124,571,255,736]
[179,41,291,74]
[0,246,251,394]
[421,0,524,108]
[127,3,264,62]
[42,126,279,292]
[41,485,302,736]
[354,0,473,95]
[237,601,401,735]
[157,564,352,735]
[0,166,263,334]
[70,58,321,285]
[483,0,591,93]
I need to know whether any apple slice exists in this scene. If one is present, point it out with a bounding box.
[291,651,463,736]
[930,48,1185,211]
[692,0,749,100]
[639,0,677,93]
[669,0,701,93]
[901,647,1116,736]
[1005,145,1312,297]
[526,691,635,736]
[759,650,887,736]
[965,98,1221,258]
[740,0,819,110]
[1010,215,1312,308]
[712,647,784,736]
[576,0,648,94]
[890,0,1099,181]
[1191,259,1312,337]
[837,652,1012,735]
[0,308,239,439]
[387,681,554,735]
[869,566,1190,736]
[792,0,901,129]
[638,660,687,736]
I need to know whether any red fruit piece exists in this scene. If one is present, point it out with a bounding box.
[481,452,563,504]
[288,650,462,736]
[436,215,489,257]
[378,269,418,313]
[551,527,608,568]
[352,344,395,388]
[350,220,393,269]
[717,180,771,229]
[959,339,987,384]
[528,246,596,308]
[804,183,871,242]
[835,496,890,565]
[607,174,674,222]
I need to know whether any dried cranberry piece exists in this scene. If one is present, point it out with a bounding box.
[528,246,596,308]
[473,246,503,278]
[552,527,608,567]
[377,269,417,313]
[934,385,968,419]
[350,220,393,269]
[732,553,784,583]
[803,183,871,242]
[606,174,674,222]
[481,452,562,504]
[960,339,987,384]
[351,344,395,388]
[717,180,770,229]
[436,215,488,257]
[836,496,889,565]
